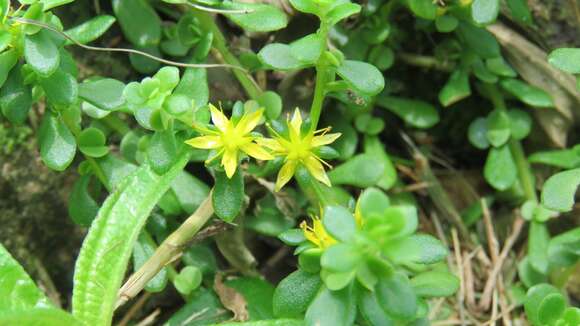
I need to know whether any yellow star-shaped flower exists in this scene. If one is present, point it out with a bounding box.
[185,104,273,178]
[257,108,341,191]
[300,215,336,249]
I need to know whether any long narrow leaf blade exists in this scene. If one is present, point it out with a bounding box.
[72,152,189,325]
[0,244,51,311]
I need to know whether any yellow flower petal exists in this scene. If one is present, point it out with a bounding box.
[300,221,322,248]
[185,135,223,149]
[311,132,341,147]
[304,155,331,187]
[221,149,238,178]
[289,108,303,143]
[241,142,274,161]
[236,108,264,135]
[209,104,229,132]
[275,159,298,191]
[255,137,286,153]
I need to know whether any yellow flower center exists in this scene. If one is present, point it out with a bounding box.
[221,126,250,151]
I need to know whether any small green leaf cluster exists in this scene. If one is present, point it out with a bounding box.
[277,188,458,325]
[524,284,580,326]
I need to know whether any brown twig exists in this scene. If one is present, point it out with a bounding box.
[478,217,525,311]
[451,228,466,325]
[118,292,152,326]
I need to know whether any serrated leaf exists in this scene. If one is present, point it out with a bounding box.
[0,244,51,311]
[0,308,82,326]
[72,152,190,326]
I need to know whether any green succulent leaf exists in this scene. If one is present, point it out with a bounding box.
[376,272,417,321]
[548,48,580,74]
[39,69,78,107]
[525,284,567,326]
[78,127,109,158]
[376,95,439,129]
[38,112,77,171]
[486,109,511,147]
[500,79,554,108]
[112,0,161,47]
[471,0,499,25]
[328,153,385,188]
[468,117,490,150]
[24,30,61,77]
[529,148,580,169]
[79,79,126,111]
[0,49,18,88]
[411,271,460,298]
[64,15,116,45]
[541,168,580,212]
[223,2,288,32]
[439,68,471,107]
[383,234,448,265]
[322,205,357,242]
[336,60,385,96]
[273,270,321,318]
[173,266,202,296]
[484,145,517,191]
[305,286,356,326]
[68,174,99,227]
[0,66,33,125]
[408,0,437,20]
[213,170,245,222]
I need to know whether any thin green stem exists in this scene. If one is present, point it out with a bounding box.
[508,140,538,202]
[309,64,329,131]
[192,11,263,100]
[102,114,130,136]
[309,24,330,131]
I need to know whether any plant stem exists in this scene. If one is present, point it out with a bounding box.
[115,194,214,309]
[192,10,262,100]
[102,114,130,136]
[508,140,538,202]
[309,24,330,131]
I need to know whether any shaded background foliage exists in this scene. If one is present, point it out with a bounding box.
[1,0,580,323]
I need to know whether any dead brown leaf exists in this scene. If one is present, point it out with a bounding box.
[488,23,580,147]
[213,273,249,322]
